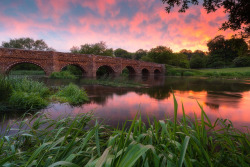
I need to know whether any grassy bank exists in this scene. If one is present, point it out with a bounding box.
[1,95,249,166]
[9,70,45,75]
[166,65,250,78]
[0,76,88,112]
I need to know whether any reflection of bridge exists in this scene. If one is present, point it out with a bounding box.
[0,48,165,77]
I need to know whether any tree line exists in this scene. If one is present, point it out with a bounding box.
[1,36,250,69]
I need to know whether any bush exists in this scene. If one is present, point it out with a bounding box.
[0,76,13,102]
[10,78,50,98]
[233,56,250,67]
[183,71,194,76]
[52,83,89,105]
[9,91,48,110]
[190,56,204,69]
[50,71,77,79]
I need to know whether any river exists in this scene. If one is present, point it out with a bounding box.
[1,76,250,132]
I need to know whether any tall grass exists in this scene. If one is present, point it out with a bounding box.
[0,77,89,112]
[51,83,89,105]
[1,95,249,166]
[50,71,77,79]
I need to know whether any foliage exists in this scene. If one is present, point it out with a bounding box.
[5,78,50,111]
[62,65,83,76]
[147,46,173,64]
[169,53,190,68]
[140,55,153,62]
[135,49,147,60]
[9,70,45,75]
[70,41,113,57]
[0,76,12,102]
[206,35,249,67]
[52,83,89,105]
[161,0,250,37]
[1,96,249,166]
[50,71,77,79]
[9,91,48,110]
[1,37,55,51]
[190,55,205,68]
[114,48,132,59]
[233,56,250,67]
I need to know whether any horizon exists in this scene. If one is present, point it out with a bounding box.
[0,0,237,53]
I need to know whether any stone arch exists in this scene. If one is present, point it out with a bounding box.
[5,61,47,75]
[142,68,150,75]
[96,65,116,77]
[154,69,161,75]
[122,66,136,75]
[60,63,87,76]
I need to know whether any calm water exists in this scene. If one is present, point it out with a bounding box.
[1,76,250,132]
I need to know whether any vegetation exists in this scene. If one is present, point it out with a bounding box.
[50,71,77,79]
[0,76,89,111]
[9,70,45,75]
[1,37,55,51]
[51,83,89,105]
[165,65,250,78]
[114,48,133,59]
[70,41,114,57]
[1,95,249,166]
[161,0,250,37]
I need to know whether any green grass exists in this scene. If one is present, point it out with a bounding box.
[0,76,89,112]
[50,71,77,79]
[9,70,45,75]
[165,65,250,78]
[51,83,89,105]
[81,77,142,88]
[0,95,249,166]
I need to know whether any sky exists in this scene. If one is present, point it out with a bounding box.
[0,0,237,52]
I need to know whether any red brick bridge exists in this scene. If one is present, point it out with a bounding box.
[0,48,165,77]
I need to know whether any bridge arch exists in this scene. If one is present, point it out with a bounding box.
[122,66,136,75]
[154,69,161,75]
[5,61,47,75]
[142,68,150,75]
[96,65,116,77]
[60,64,87,76]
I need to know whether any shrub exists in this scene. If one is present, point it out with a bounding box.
[0,76,13,102]
[10,78,50,98]
[233,56,250,67]
[183,71,194,76]
[50,71,77,79]
[52,83,89,105]
[190,55,204,69]
[9,91,48,110]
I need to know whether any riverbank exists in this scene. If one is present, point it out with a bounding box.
[1,96,249,166]
[0,77,89,112]
[166,65,250,79]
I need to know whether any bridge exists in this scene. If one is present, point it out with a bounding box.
[0,48,165,77]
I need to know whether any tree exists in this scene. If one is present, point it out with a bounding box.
[161,0,250,37]
[70,41,113,57]
[180,49,193,60]
[135,49,147,60]
[206,35,248,67]
[147,46,173,64]
[1,37,55,51]
[190,55,205,68]
[114,48,132,59]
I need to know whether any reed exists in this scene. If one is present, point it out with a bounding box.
[1,95,249,166]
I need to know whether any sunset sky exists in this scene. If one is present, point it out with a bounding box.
[0,0,237,52]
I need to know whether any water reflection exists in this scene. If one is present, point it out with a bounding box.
[1,77,250,132]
